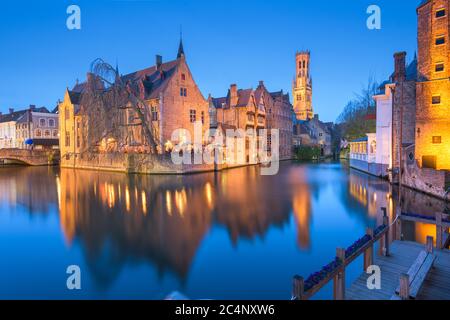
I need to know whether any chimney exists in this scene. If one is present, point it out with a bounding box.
[29,104,36,111]
[156,55,162,71]
[259,80,264,87]
[393,52,407,82]
[0,111,2,117]
[230,84,238,107]
[9,108,14,114]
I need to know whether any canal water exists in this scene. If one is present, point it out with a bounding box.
[0,161,446,299]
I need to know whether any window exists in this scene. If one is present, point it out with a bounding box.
[181,73,186,81]
[432,95,441,105]
[39,118,46,127]
[435,63,445,72]
[151,106,158,121]
[65,131,70,147]
[432,136,442,144]
[49,119,55,127]
[201,111,205,124]
[180,87,187,97]
[35,129,42,137]
[436,8,446,18]
[189,109,196,123]
[76,136,80,148]
[65,108,70,121]
[53,130,58,137]
[44,130,50,137]
[435,36,445,45]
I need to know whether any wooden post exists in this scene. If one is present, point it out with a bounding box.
[436,213,443,250]
[333,248,346,300]
[399,273,410,300]
[426,236,434,254]
[292,275,304,300]
[364,228,374,271]
[383,212,390,256]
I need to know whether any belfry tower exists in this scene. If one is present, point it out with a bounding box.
[293,51,313,120]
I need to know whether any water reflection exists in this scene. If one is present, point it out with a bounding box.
[0,162,447,298]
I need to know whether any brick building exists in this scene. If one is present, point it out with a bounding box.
[416,0,450,170]
[269,89,293,160]
[59,40,210,166]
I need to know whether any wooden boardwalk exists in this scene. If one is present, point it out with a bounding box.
[346,241,450,300]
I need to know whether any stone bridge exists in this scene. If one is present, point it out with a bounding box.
[0,148,60,166]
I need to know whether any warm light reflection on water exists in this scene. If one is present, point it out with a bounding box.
[0,162,447,299]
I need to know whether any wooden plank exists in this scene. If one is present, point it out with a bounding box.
[409,254,436,299]
[395,250,428,294]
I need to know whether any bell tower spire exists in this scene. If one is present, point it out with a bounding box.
[292,50,313,120]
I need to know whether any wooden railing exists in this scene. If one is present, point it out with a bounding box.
[292,208,392,300]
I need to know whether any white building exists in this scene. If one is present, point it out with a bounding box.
[0,109,28,149]
[372,83,395,177]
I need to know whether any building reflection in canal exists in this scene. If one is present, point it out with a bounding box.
[0,162,447,298]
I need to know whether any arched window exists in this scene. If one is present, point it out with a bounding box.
[53,130,58,137]
[39,118,46,127]
[44,130,50,137]
[49,119,55,127]
[36,129,42,137]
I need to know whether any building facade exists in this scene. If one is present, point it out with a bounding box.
[59,41,210,167]
[15,106,59,149]
[211,83,267,164]
[292,51,313,121]
[269,90,293,160]
[416,0,450,170]
[0,108,26,148]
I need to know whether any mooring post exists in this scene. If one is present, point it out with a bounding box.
[436,213,443,250]
[333,248,346,300]
[364,228,374,271]
[292,275,305,301]
[399,273,410,300]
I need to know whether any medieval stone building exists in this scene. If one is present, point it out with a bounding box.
[59,40,210,167]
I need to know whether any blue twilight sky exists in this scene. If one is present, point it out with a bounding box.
[0,0,420,122]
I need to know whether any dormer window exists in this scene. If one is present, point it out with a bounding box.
[181,73,186,81]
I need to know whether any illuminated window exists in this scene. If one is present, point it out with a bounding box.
[53,130,58,137]
[201,111,205,124]
[435,63,445,72]
[432,136,442,144]
[432,95,441,105]
[44,130,50,137]
[189,109,196,123]
[35,129,42,137]
[435,36,445,45]
[436,8,446,18]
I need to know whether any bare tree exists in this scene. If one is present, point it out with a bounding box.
[79,58,159,154]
